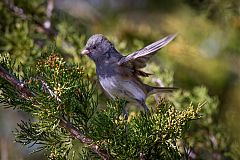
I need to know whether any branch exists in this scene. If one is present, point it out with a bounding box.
[59,119,111,160]
[0,66,33,98]
[0,65,111,160]
[4,0,57,37]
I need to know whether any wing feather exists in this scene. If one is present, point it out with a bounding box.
[118,34,177,68]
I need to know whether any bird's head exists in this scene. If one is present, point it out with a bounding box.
[81,34,114,62]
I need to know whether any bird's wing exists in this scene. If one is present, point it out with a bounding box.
[117,34,177,68]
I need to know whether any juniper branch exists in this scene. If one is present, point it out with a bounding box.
[0,65,111,160]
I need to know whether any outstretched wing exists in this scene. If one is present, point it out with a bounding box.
[117,34,177,68]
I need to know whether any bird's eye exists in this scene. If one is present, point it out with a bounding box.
[93,46,96,49]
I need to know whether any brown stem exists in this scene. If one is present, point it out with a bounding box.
[0,65,111,159]
[59,119,111,160]
[0,66,33,98]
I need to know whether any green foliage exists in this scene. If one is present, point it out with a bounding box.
[169,87,233,159]
[89,99,200,159]
[0,0,88,66]
[0,54,94,159]
[170,87,218,125]
[0,54,201,159]
[0,1,45,65]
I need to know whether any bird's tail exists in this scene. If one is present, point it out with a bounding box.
[147,86,177,96]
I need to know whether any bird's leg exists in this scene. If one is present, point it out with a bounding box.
[136,99,150,113]
[121,101,129,120]
[123,107,129,120]
[121,102,129,140]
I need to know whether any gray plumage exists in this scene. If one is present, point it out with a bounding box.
[81,34,177,113]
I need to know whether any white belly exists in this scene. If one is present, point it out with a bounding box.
[99,76,146,101]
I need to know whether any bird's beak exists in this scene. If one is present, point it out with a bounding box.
[81,49,90,55]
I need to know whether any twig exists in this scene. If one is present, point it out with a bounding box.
[0,65,111,160]
[4,0,27,20]
[34,77,62,102]
[44,0,54,30]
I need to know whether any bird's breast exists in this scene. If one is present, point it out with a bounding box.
[96,62,116,77]
[98,75,146,101]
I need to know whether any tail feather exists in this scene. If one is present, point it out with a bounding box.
[147,86,177,96]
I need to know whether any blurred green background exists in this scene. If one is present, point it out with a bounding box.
[0,0,240,159]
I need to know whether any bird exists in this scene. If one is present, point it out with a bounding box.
[81,34,177,115]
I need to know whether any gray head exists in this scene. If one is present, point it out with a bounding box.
[81,34,114,62]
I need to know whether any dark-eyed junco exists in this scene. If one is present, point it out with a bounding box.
[81,34,176,114]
